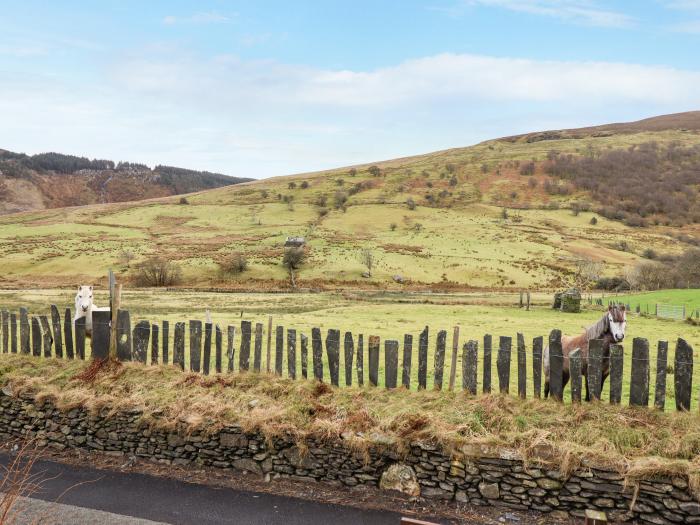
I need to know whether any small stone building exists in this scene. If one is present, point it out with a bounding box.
[553,288,582,313]
[284,236,305,248]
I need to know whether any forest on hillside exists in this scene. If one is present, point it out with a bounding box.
[543,142,700,226]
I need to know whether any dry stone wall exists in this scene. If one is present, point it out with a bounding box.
[0,391,698,524]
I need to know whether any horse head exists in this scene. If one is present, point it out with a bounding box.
[75,285,94,316]
[606,305,627,343]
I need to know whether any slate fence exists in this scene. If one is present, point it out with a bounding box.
[0,306,696,412]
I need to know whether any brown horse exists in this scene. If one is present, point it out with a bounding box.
[543,305,627,401]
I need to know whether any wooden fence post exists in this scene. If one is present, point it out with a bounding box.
[186,320,201,371]
[385,340,399,389]
[75,317,86,360]
[654,341,668,410]
[532,336,542,398]
[275,326,284,376]
[215,325,222,373]
[133,320,150,364]
[326,329,341,387]
[343,332,354,386]
[202,322,212,375]
[517,333,526,399]
[462,340,478,395]
[368,335,380,387]
[116,310,132,361]
[1,311,8,354]
[50,306,62,358]
[266,315,272,373]
[569,348,582,403]
[300,333,308,379]
[31,317,41,357]
[497,336,512,394]
[227,326,236,373]
[609,344,623,405]
[10,313,17,354]
[483,334,492,394]
[151,323,160,365]
[20,307,30,355]
[288,329,296,379]
[674,338,693,411]
[402,334,412,389]
[312,327,323,381]
[548,329,563,402]
[629,338,650,407]
[526,291,530,311]
[162,320,170,365]
[588,339,604,401]
[418,327,428,390]
[63,309,72,359]
[40,316,52,358]
[91,311,111,360]
[449,326,459,391]
[239,321,251,372]
[254,323,263,372]
[356,334,364,386]
[434,330,447,390]
[174,322,185,370]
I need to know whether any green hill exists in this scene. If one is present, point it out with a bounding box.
[0,112,698,290]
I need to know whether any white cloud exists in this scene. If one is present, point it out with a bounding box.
[162,11,233,25]
[111,52,700,108]
[445,0,634,27]
[2,51,699,178]
[670,19,700,32]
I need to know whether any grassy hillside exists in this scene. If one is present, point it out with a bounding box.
[0,115,698,289]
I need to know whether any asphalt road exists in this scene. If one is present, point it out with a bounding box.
[0,454,413,525]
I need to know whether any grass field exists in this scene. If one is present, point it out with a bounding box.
[0,129,697,290]
[0,289,697,410]
[601,289,700,316]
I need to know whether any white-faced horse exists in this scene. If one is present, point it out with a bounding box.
[543,305,627,401]
[74,285,110,337]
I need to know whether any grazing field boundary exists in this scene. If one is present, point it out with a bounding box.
[0,304,696,412]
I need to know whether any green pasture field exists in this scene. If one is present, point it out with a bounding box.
[599,289,700,316]
[0,130,696,290]
[0,289,697,411]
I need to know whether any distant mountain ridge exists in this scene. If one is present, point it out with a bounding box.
[498,111,700,143]
[0,149,252,214]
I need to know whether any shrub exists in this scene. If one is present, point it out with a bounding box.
[333,191,348,210]
[283,247,305,270]
[314,194,328,207]
[406,198,416,210]
[179,197,189,205]
[368,165,381,177]
[348,168,357,177]
[219,253,248,275]
[519,161,535,176]
[449,175,458,187]
[300,181,309,189]
[389,223,397,231]
[287,182,297,189]
[590,216,598,225]
[528,178,538,189]
[642,248,657,260]
[134,258,182,287]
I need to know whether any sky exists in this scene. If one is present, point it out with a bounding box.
[1,1,700,179]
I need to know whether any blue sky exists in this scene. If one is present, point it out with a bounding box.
[1,1,700,178]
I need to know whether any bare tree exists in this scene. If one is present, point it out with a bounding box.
[360,248,376,277]
[573,258,604,290]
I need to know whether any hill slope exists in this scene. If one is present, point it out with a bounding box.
[0,112,698,290]
[0,149,252,214]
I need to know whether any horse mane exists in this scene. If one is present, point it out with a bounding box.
[583,312,609,343]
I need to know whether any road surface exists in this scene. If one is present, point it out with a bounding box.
[0,454,445,525]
